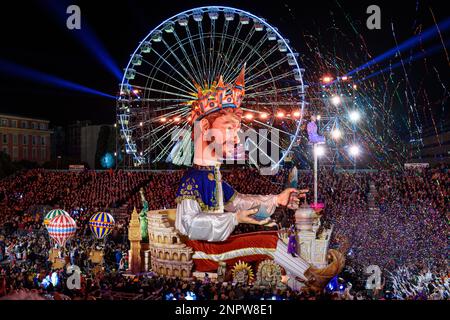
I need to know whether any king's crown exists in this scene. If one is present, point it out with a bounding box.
[191,65,245,121]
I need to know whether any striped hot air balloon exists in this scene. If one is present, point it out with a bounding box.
[44,209,69,226]
[47,214,77,247]
[89,212,115,239]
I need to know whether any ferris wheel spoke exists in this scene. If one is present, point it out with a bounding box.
[211,21,229,84]
[136,85,194,100]
[196,22,209,86]
[246,70,294,91]
[184,26,206,84]
[151,103,191,112]
[223,34,267,83]
[134,71,193,97]
[144,116,189,141]
[151,49,198,92]
[161,38,202,88]
[141,57,196,93]
[245,56,288,84]
[153,122,190,162]
[244,45,279,76]
[145,125,180,153]
[221,28,256,81]
[146,119,189,154]
[140,122,171,140]
[246,85,305,98]
[172,30,204,86]
[216,24,243,79]
[146,107,190,124]
[138,98,188,102]
[207,20,216,87]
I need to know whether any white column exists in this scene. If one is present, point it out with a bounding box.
[313,143,318,205]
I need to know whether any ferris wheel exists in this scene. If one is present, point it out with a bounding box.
[117,6,307,169]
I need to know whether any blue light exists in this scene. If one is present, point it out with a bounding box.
[0,58,115,99]
[101,153,115,168]
[346,17,450,77]
[358,39,450,82]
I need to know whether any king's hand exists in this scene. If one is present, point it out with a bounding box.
[277,188,308,208]
[235,208,271,226]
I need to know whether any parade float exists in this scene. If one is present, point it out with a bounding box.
[120,6,345,292]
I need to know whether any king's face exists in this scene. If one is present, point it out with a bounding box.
[208,112,241,159]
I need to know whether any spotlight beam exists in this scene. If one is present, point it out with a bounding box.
[358,39,450,82]
[0,58,115,99]
[42,0,122,80]
[345,17,450,77]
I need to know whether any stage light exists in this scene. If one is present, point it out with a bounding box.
[315,145,325,157]
[331,96,341,106]
[353,84,358,89]
[174,117,180,122]
[331,128,342,140]
[160,117,167,123]
[276,111,285,118]
[114,123,117,128]
[133,89,139,94]
[293,111,301,118]
[349,145,360,156]
[245,113,254,120]
[316,114,321,120]
[349,110,361,122]
[188,116,192,121]
[341,76,348,81]
[260,113,268,119]
[139,122,143,126]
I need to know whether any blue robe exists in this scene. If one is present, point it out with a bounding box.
[175,167,236,212]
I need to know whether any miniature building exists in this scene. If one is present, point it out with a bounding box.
[127,207,142,274]
[295,204,333,268]
[147,209,193,279]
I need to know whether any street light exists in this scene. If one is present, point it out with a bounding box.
[314,145,326,156]
[331,95,341,106]
[331,128,342,140]
[349,145,360,157]
[349,110,361,122]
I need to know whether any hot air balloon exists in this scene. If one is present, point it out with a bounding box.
[89,212,115,239]
[47,214,77,247]
[44,209,69,226]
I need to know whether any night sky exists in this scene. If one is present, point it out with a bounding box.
[0,0,447,126]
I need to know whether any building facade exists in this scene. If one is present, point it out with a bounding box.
[81,125,103,169]
[0,113,51,164]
